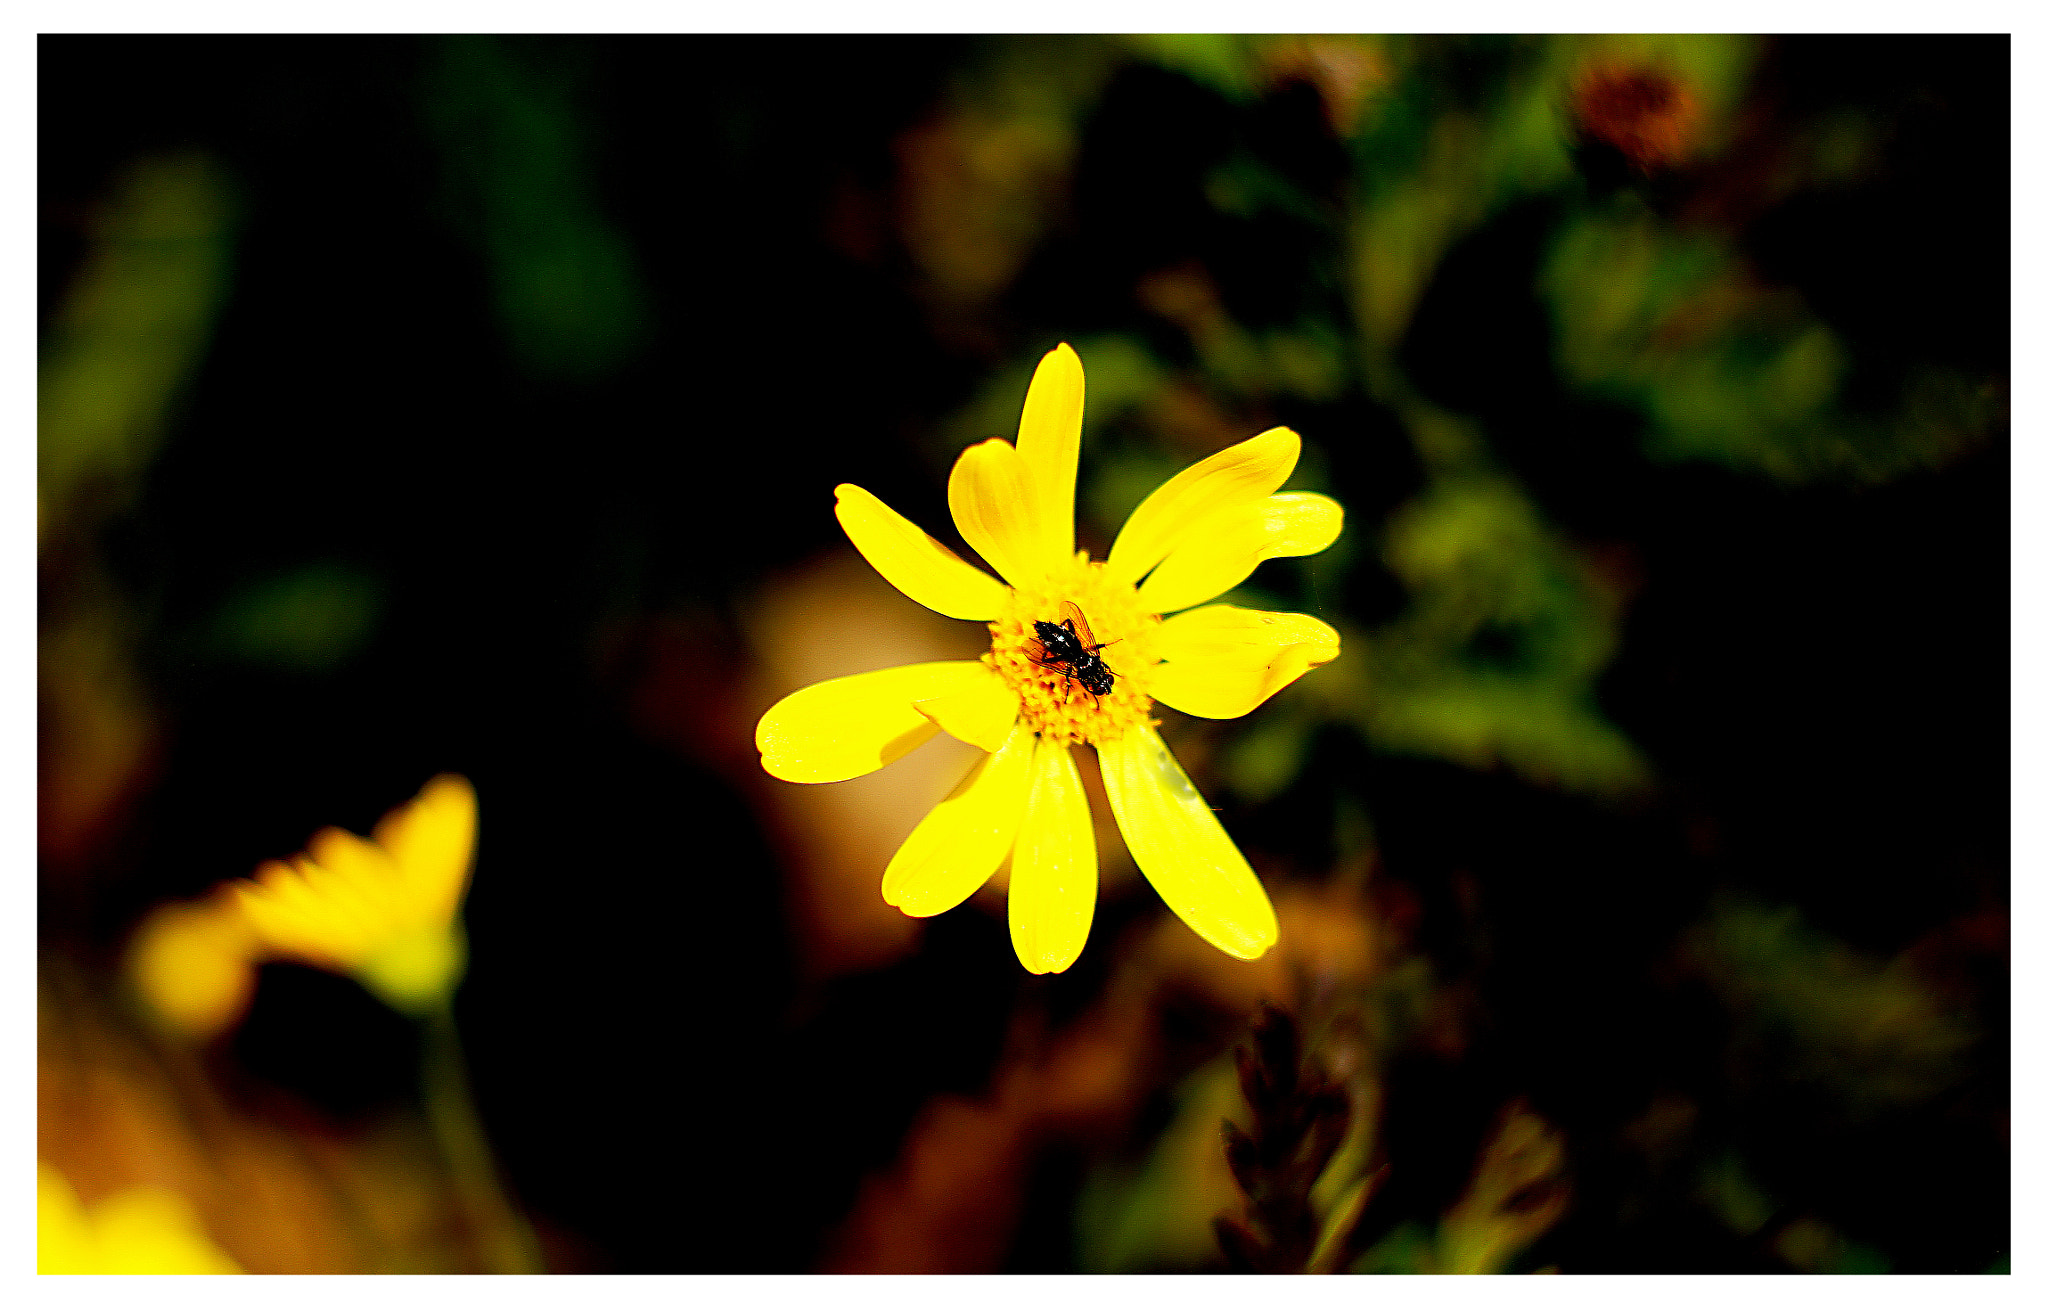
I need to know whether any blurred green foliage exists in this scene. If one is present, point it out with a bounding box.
[208,564,385,673]
[39,154,234,537]
[1686,898,1973,1116]
[1774,1218,1892,1274]
[1694,1153,1893,1272]
[1125,35,1269,103]
[1545,207,2001,482]
[896,37,1122,315]
[1697,1149,1776,1238]
[1350,474,1646,794]
[426,38,647,381]
[1075,1053,1245,1273]
[1351,1103,1566,1273]
[39,153,238,875]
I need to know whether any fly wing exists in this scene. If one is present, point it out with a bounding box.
[1023,636,1049,667]
[1059,600,1099,651]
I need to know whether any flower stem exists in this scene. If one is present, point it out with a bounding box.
[421,1001,544,1273]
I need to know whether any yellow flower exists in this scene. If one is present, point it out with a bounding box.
[231,774,477,1014]
[756,344,1342,973]
[38,1162,241,1274]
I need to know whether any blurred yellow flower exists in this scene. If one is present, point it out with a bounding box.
[757,344,1341,973]
[38,1162,241,1274]
[231,774,477,1014]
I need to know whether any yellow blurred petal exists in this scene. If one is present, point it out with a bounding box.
[372,773,477,926]
[127,897,258,1039]
[1105,427,1300,586]
[287,846,385,942]
[1014,343,1084,565]
[89,1190,242,1274]
[834,483,1010,620]
[1008,740,1096,974]
[914,663,1021,752]
[948,436,1051,588]
[234,858,367,968]
[304,829,403,925]
[882,721,1035,917]
[756,661,990,783]
[1137,492,1344,614]
[39,1163,93,1273]
[1098,725,1277,960]
[1150,604,1342,719]
[39,1164,241,1274]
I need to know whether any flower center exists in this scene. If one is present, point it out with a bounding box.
[987,553,1160,748]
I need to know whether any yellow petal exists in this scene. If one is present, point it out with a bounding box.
[1008,740,1096,974]
[235,852,376,967]
[39,1164,93,1273]
[948,437,1050,588]
[1150,604,1342,718]
[41,1164,241,1275]
[914,663,1020,752]
[834,483,1010,620]
[756,661,990,783]
[1154,603,1343,664]
[1105,427,1301,586]
[1138,492,1344,614]
[1098,725,1277,960]
[1014,343,1084,565]
[302,832,402,929]
[87,1189,243,1274]
[127,897,258,1039]
[1152,645,1325,720]
[371,773,477,925]
[882,722,1035,917]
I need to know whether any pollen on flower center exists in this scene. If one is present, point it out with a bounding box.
[986,553,1161,748]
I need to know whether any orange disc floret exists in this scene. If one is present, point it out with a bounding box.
[986,552,1161,747]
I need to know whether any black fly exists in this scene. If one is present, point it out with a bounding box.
[1028,600,1117,699]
